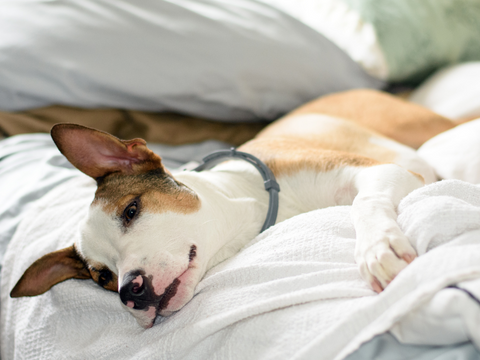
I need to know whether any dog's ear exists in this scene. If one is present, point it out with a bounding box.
[10,245,91,297]
[51,123,163,179]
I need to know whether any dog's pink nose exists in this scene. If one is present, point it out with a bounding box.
[119,270,157,310]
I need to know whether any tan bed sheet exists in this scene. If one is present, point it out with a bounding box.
[0,106,266,146]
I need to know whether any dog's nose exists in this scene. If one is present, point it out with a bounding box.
[119,270,158,310]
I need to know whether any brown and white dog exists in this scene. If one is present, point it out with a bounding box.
[10,90,455,329]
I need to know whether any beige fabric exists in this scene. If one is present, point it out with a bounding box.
[0,106,265,146]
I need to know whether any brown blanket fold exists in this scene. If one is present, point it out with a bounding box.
[0,106,266,146]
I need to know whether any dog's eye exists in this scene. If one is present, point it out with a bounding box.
[98,269,112,287]
[124,202,138,222]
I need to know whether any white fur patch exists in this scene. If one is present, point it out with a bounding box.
[369,136,436,184]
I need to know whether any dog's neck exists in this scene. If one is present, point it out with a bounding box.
[174,161,269,270]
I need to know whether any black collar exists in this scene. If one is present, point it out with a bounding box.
[192,148,280,232]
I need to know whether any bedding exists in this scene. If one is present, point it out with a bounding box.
[1,135,480,359]
[410,62,480,121]
[261,0,480,83]
[410,62,480,183]
[0,0,381,119]
[0,105,265,146]
[347,333,480,360]
[418,118,480,184]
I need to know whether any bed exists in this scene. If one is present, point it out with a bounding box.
[1,1,480,359]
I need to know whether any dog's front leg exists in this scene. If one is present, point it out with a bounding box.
[352,164,424,292]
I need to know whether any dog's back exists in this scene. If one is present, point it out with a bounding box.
[270,89,454,149]
[241,89,451,183]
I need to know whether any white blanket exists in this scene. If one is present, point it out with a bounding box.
[1,178,480,359]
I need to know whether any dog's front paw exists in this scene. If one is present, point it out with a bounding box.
[355,228,417,293]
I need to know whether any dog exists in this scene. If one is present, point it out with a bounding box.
[10,90,455,328]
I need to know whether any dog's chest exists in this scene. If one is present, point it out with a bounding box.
[274,168,359,222]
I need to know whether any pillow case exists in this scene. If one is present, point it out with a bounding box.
[0,0,381,120]
[409,62,480,121]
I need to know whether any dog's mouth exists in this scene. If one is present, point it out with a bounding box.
[155,275,182,313]
[122,245,198,328]
[142,268,190,328]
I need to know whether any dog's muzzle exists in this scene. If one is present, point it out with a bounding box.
[119,270,158,310]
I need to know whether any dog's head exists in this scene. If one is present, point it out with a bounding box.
[11,124,211,328]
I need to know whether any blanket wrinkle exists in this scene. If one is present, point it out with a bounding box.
[397,179,480,255]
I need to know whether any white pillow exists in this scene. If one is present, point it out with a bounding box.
[409,62,480,121]
[417,118,480,183]
[0,0,381,120]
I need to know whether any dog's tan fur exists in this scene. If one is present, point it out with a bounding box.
[282,89,455,149]
[93,173,200,215]
[239,138,379,177]
[254,114,397,164]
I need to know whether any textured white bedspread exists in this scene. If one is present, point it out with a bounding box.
[1,177,480,359]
